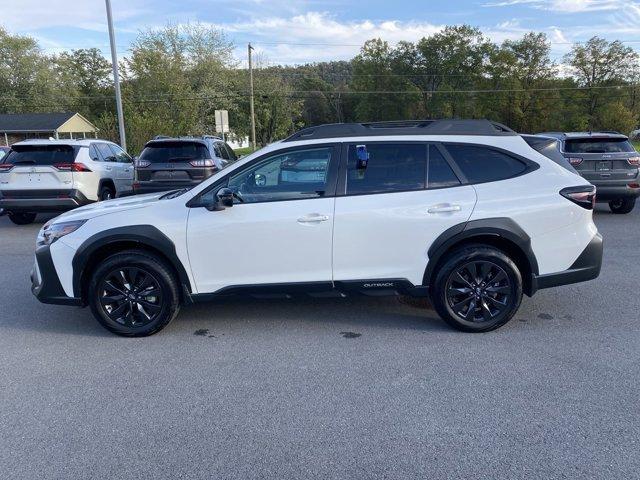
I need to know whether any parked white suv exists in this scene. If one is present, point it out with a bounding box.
[30,120,603,336]
[0,139,133,225]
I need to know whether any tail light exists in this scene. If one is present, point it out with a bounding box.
[189,159,215,168]
[132,182,140,190]
[627,156,640,166]
[560,185,596,210]
[53,163,92,172]
[628,182,640,189]
[567,157,583,166]
[135,159,151,168]
[0,163,13,171]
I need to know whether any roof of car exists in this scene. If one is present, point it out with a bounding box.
[146,136,223,146]
[10,139,116,147]
[283,119,517,142]
[537,131,629,140]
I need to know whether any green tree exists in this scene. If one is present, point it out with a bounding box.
[565,37,639,127]
[349,39,421,122]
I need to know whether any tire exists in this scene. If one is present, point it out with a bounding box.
[431,245,523,333]
[608,197,636,214]
[88,250,180,337]
[99,185,115,201]
[8,212,37,225]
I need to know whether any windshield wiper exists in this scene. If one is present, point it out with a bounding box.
[159,187,191,199]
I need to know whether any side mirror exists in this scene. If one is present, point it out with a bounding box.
[206,187,234,211]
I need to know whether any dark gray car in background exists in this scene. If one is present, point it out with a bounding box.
[537,131,640,213]
[133,136,237,195]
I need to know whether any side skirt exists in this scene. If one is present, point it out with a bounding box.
[188,279,429,303]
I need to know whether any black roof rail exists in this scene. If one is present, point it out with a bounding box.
[283,119,517,142]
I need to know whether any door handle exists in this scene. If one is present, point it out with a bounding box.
[105,166,112,171]
[427,204,462,214]
[297,214,330,223]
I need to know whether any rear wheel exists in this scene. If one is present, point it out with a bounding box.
[88,250,180,336]
[609,197,635,214]
[99,185,115,201]
[431,245,523,332]
[8,212,37,225]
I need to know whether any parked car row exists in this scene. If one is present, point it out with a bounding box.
[0,135,237,224]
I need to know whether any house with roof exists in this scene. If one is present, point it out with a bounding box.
[0,112,98,146]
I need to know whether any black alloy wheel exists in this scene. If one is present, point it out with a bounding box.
[88,250,180,336]
[431,245,523,332]
[446,260,511,323]
[98,267,162,328]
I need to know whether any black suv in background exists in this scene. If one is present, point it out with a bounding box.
[538,132,640,213]
[133,136,237,194]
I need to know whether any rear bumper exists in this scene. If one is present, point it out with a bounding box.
[0,189,91,212]
[531,233,603,294]
[593,184,640,201]
[31,244,83,306]
[131,181,201,195]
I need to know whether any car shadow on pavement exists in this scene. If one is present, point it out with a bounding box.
[175,295,449,333]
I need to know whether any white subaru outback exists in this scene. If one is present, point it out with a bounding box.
[29,120,603,336]
[0,139,133,225]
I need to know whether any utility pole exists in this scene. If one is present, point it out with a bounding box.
[105,0,126,151]
[248,43,256,150]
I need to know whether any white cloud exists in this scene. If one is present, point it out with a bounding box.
[0,0,149,32]
[212,12,444,64]
[483,0,629,12]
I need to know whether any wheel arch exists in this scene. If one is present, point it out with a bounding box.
[98,178,116,196]
[423,218,539,296]
[72,225,192,304]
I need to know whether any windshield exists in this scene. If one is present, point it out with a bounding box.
[564,138,635,154]
[139,141,210,163]
[2,145,77,165]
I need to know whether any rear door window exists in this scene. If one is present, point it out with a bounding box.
[444,144,527,183]
[216,143,230,160]
[564,138,635,153]
[138,142,210,163]
[345,143,426,195]
[2,145,76,166]
[224,143,237,161]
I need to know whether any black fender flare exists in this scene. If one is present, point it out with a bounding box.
[72,225,192,299]
[423,217,539,291]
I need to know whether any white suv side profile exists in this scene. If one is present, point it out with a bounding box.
[0,139,133,225]
[29,120,603,336]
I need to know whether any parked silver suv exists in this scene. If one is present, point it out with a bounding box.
[0,139,133,225]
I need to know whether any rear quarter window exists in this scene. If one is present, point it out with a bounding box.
[444,144,527,183]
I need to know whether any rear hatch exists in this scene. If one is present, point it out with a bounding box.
[0,144,78,191]
[562,137,639,182]
[135,141,216,183]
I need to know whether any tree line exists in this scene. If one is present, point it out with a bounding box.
[1,24,639,153]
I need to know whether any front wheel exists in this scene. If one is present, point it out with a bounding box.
[431,245,523,332]
[8,212,37,225]
[88,250,180,336]
[609,197,636,214]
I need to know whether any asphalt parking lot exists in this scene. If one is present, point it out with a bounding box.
[1,207,639,479]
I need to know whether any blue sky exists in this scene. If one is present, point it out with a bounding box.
[1,0,639,64]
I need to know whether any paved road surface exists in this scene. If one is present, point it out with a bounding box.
[1,206,638,479]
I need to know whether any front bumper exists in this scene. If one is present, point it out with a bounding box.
[531,233,603,294]
[31,244,83,306]
[0,189,92,212]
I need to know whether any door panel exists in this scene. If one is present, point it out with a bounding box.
[187,198,335,293]
[332,187,476,285]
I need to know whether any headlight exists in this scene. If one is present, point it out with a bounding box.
[37,220,87,247]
